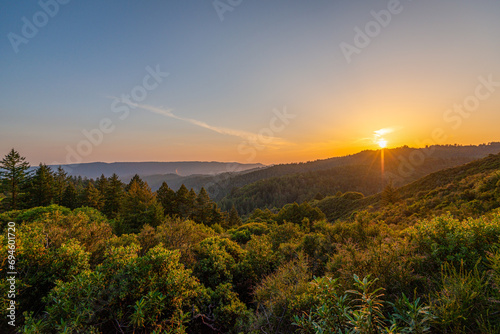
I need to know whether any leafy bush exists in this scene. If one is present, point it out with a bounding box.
[388,293,434,334]
[0,225,91,331]
[253,254,313,333]
[0,204,71,229]
[294,275,433,334]
[409,213,500,272]
[26,244,208,333]
[276,202,325,224]
[192,236,246,289]
[430,261,494,333]
[200,283,253,333]
[268,222,303,251]
[228,222,270,244]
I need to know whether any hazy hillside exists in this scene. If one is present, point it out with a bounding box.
[314,151,500,223]
[49,161,265,180]
[138,166,268,192]
[220,143,500,215]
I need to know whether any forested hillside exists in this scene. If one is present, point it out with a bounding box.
[220,143,500,215]
[314,152,500,224]
[1,148,500,333]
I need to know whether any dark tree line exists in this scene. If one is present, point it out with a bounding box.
[0,149,242,233]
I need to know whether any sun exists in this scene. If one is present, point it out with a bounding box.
[378,139,388,148]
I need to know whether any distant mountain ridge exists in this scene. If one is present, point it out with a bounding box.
[48,161,265,180]
[46,143,500,205]
[218,143,500,214]
[314,151,500,223]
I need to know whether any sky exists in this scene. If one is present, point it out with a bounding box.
[1,0,500,165]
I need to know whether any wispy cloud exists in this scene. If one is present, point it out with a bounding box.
[374,128,394,137]
[354,127,400,146]
[120,100,292,148]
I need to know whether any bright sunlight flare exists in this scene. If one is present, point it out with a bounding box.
[378,139,388,148]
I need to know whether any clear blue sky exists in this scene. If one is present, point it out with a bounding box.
[2,0,500,165]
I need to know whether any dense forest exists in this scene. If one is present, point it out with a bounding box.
[218,143,500,214]
[1,148,500,333]
[127,144,500,199]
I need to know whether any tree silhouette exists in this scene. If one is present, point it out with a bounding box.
[228,205,242,227]
[81,182,103,210]
[195,187,212,224]
[104,173,124,219]
[382,181,399,206]
[53,166,68,205]
[61,182,78,209]
[125,174,145,192]
[157,181,178,217]
[121,179,163,233]
[28,163,55,207]
[95,174,108,198]
[0,148,30,210]
[176,184,191,218]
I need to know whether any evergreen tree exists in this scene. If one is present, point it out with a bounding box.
[121,180,163,233]
[95,174,108,197]
[53,166,68,205]
[61,182,78,209]
[104,173,124,219]
[125,174,145,192]
[157,181,178,217]
[209,203,224,226]
[0,148,30,210]
[28,163,55,207]
[228,205,242,227]
[382,181,399,206]
[187,188,197,219]
[176,184,190,218]
[75,175,84,188]
[81,182,103,210]
[195,187,212,224]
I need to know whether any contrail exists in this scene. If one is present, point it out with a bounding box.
[123,101,292,148]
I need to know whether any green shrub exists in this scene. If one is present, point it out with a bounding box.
[388,293,434,334]
[205,283,253,333]
[430,261,492,333]
[192,236,245,289]
[0,225,91,331]
[409,213,500,272]
[294,275,433,334]
[253,254,313,333]
[26,244,208,333]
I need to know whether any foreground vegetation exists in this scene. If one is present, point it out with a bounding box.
[1,205,499,333]
[1,149,500,333]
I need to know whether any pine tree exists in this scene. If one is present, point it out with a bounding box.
[125,174,145,192]
[382,181,399,206]
[176,184,190,218]
[209,203,224,226]
[53,166,68,205]
[28,163,55,207]
[187,188,197,219]
[75,175,84,187]
[157,182,178,217]
[104,173,124,219]
[0,148,30,210]
[81,182,103,210]
[95,174,108,197]
[194,187,212,224]
[61,182,78,209]
[121,180,163,233]
[228,205,242,227]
